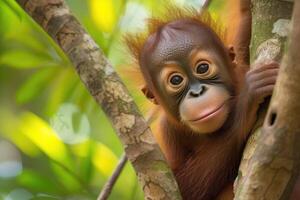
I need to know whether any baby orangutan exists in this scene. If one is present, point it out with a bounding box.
[125,4,279,200]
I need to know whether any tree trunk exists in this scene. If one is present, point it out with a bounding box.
[14,0,300,199]
[235,0,300,199]
[14,0,182,199]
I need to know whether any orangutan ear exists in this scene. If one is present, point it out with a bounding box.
[141,85,158,105]
[227,45,236,63]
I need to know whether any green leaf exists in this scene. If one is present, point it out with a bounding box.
[89,0,117,33]
[2,0,22,20]
[79,143,94,184]
[17,169,63,194]
[45,69,79,115]
[50,163,83,193]
[0,50,54,69]
[19,112,73,167]
[0,110,41,157]
[71,140,118,177]
[3,37,53,59]
[16,67,58,104]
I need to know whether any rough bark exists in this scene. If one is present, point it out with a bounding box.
[235,1,300,199]
[15,0,182,199]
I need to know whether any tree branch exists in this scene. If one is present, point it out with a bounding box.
[235,1,300,199]
[97,107,159,199]
[15,0,182,199]
[98,154,127,200]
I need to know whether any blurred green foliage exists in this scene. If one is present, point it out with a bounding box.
[0,0,225,199]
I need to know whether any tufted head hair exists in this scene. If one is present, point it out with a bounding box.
[124,5,228,65]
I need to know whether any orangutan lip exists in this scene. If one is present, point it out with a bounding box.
[189,102,226,122]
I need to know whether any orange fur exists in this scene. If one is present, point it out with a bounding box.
[222,0,241,45]
[123,1,242,87]
[124,5,228,63]
[123,3,246,199]
[123,0,244,154]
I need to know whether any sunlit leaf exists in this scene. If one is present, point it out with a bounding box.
[72,140,117,177]
[2,0,22,20]
[16,111,83,192]
[0,110,40,157]
[92,142,118,176]
[19,112,72,166]
[70,140,95,183]
[16,114,86,193]
[0,0,22,36]
[140,0,160,9]
[89,0,116,33]
[71,140,92,158]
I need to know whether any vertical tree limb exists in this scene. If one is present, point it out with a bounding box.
[15,0,182,199]
[235,1,300,199]
[236,3,293,190]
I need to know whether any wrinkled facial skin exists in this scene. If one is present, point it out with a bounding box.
[140,20,236,134]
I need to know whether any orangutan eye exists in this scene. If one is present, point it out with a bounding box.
[194,61,217,79]
[196,62,210,74]
[169,74,184,86]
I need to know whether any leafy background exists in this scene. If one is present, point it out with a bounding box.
[0,0,226,199]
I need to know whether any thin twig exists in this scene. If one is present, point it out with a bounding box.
[97,153,128,200]
[97,107,160,200]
